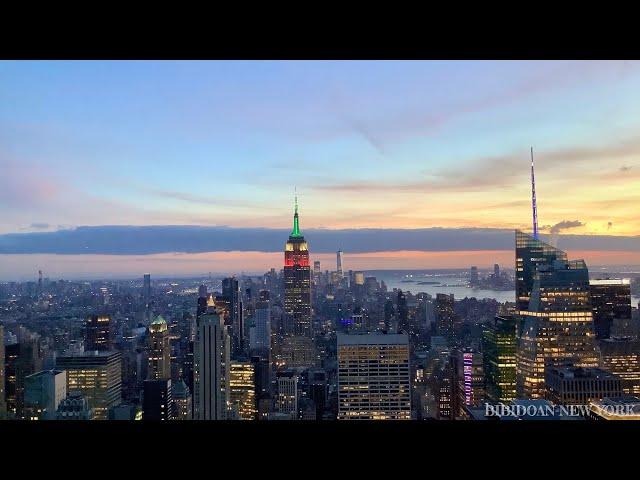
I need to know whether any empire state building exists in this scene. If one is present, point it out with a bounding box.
[284,196,312,337]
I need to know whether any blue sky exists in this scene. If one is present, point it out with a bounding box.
[2,60,640,236]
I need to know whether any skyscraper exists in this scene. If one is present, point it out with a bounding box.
[249,299,271,358]
[590,279,632,340]
[276,371,298,419]
[456,348,485,413]
[56,350,122,420]
[143,273,151,304]
[545,367,623,406]
[337,332,411,420]
[284,196,312,337]
[171,379,192,420]
[336,250,343,277]
[147,315,171,380]
[5,329,43,419]
[598,337,640,395]
[85,315,112,352]
[515,230,567,311]
[198,284,208,299]
[193,302,231,420]
[469,266,479,287]
[24,369,67,420]
[435,293,456,340]
[0,325,5,418]
[251,355,271,400]
[482,316,517,402]
[222,277,244,356]
[516,258,600,398]
[229,361,256,420]
[277,335,317,370]
[143,378,173,420]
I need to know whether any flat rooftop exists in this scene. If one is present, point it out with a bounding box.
[337,332,409,346]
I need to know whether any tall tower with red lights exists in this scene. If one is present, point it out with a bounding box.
[284,195,312,337]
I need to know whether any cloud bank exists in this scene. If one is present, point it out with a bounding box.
[0,225,637,255]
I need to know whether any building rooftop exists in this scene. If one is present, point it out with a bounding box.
[590,278,631,286]
[548,367,618,380]
[337,332,409,346]
[149,315,168,332]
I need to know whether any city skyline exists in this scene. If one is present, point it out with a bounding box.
[2,60,640,277]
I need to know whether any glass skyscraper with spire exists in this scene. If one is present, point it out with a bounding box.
[515,233,599,398]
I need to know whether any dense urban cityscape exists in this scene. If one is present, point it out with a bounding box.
[1,166,640,422]
[2,60,640,423]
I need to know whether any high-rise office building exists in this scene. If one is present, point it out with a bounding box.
[56,350,122,420]
[336,250,343,277]
[469,266,479,287]
[590,279,632,340]
[5,329,43,419]
[198,284,208,299]
[482,316,517,402]
[143,378,173,420]
[222,277,244,356]
[337,333,411,420]
[276,371,298,419]
[251,355,271,400]
[193,302,231,420]
[229,361,256,420]
[171,379,192,420]
[545,366,623,406]
[143,273,151,303]
[308,368,328,420]
[313,260,321,276]
[278,335,316,370]
[516,258,600,399]
[249,299,271,357]
[435,293,456,339]
[284,197,312,337]
[85,315,112,351]
[0,325,5,418]
[515,230,567,311]
[147,315,171,380]
[4,341,19,417]
[24,369,67,420]
[598,337,640,395]
[456,348,485,413]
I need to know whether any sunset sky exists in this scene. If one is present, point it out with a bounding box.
[1,60,640,278]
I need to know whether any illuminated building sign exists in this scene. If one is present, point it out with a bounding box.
[463,352,473,405]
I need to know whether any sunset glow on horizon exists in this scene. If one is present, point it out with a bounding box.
[2,60,640,277]
[2,249,640,281]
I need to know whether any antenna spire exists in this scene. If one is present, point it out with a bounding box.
[291,187,301,237]
[530,146,539,240]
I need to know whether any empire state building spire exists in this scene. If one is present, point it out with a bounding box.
[291,192,302,238]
